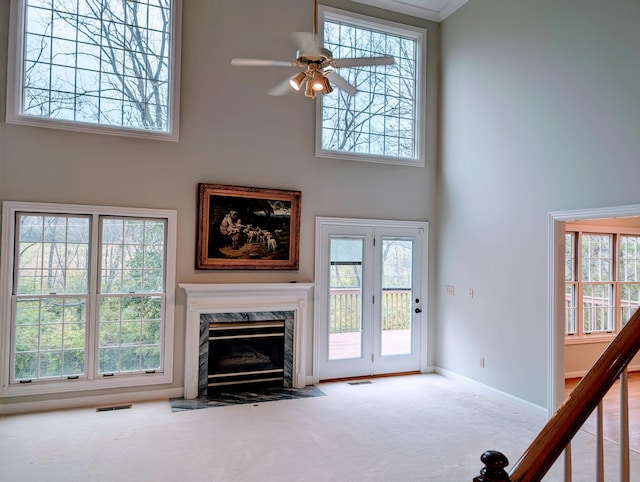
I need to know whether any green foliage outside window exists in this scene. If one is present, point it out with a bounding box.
[13,214,166,381]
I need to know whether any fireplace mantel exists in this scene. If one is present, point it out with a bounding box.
[179,283,313,399]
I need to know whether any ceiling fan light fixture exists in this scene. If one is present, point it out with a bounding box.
[311,70,325,91]
[289,72,307,91]
[321,76,333,95]
[304,80,316,99]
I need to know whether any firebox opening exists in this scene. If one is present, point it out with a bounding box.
[207,320,285,393]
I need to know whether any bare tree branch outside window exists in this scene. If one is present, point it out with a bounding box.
[21,0,172,132]
[322,17,418,160]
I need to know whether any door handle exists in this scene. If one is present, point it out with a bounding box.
[415,308,422,313]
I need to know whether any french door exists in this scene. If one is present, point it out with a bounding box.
[315,217,428,380]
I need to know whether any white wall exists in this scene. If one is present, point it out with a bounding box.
[0,0,439,407]
[439,0,640,407]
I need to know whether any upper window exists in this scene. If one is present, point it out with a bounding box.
[317,6,426,167]
[565,228,640,340]
[0,201,177,397]
[6,0,182,140]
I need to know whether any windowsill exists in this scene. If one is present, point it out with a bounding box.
[564,334,616,345]
[0,371,172,398]
[316,148,425,168]
[6,115,179,142]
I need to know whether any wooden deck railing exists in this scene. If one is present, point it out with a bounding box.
[329,288,411,333]
[474,307,640,481]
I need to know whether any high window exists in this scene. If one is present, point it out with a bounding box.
[317,6,426,167]
[565,228,640,340]
[0,202,177,397]
[6,0,182,140]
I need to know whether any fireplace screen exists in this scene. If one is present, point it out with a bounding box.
[208,320,285,391]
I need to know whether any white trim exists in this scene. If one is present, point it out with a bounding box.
[315,6,427,167]
[438,0,469,21]
[351,0,468,22]
[436,367,548,416]
[0,387,183,415]
[313,216,429,383]
[549,204,640,414]
[5,0,182,141]
[178,282,314,399]
[0,201,177,398]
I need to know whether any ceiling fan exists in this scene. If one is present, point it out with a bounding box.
[230,0,395,99]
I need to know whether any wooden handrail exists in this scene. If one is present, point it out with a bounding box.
[474,306,640,481]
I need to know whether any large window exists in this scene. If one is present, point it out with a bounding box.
[6,0,182,140]
[565,228,640,340]
[1,201,177,397]
[317,6,426,167]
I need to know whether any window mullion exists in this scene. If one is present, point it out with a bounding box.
[614,234,620,332]
[86,213,101,380]
[576,232,584,336]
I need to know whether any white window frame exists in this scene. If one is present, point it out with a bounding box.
[564,224,640,344]
[0,201,177,397]
[316,6,427,167]
[5,0,182,141]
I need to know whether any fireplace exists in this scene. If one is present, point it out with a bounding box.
[208,319,285,390]
[179,283,314,399]
[199,310,295,396]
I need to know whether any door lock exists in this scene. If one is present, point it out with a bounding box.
[415,308,422,313]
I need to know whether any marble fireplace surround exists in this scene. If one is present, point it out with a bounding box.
[179,283,314,399]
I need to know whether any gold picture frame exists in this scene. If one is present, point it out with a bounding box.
[196,183,301,270]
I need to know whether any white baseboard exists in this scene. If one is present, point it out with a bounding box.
[0,388,184,415]
[435,367,548,417]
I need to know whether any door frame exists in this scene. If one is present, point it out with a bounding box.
[549,203,640,415]
[313,216,429,384]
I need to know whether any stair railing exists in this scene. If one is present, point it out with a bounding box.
[473,306,640,482]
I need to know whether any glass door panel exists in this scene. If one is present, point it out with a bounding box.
[329,238,363,360]
[381,238,413,356]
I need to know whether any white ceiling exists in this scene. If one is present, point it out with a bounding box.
[351,0,468,22]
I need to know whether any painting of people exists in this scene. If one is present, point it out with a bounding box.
[196,183,301,269]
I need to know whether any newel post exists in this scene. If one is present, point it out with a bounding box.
[473,450,511,482]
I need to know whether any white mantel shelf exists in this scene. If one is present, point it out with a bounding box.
[178,282,314,399]
[179,282,314,298]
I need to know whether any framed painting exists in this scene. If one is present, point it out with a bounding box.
[196,183,301,270]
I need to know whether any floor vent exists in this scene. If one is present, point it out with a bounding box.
[96,404,132,412]
[348,380,372,385]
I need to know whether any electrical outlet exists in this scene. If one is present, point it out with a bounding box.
[468,288,474,299]
[445,285,455,296]
[479,357,485,368]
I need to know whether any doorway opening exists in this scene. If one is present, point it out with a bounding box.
[549,204,640,414]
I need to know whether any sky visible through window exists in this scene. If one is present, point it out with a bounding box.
[20,0,172,132]
[321,11,419,162]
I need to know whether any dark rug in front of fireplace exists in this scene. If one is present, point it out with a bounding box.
[169,386,325,412]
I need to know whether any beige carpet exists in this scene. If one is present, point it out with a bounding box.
[1,374,638,481]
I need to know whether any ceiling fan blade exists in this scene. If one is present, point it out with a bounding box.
[292,31,322,57]
[268,76,296,96]
[231,58,296,67]
[331,55,395,68]
[326,71,358,96]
